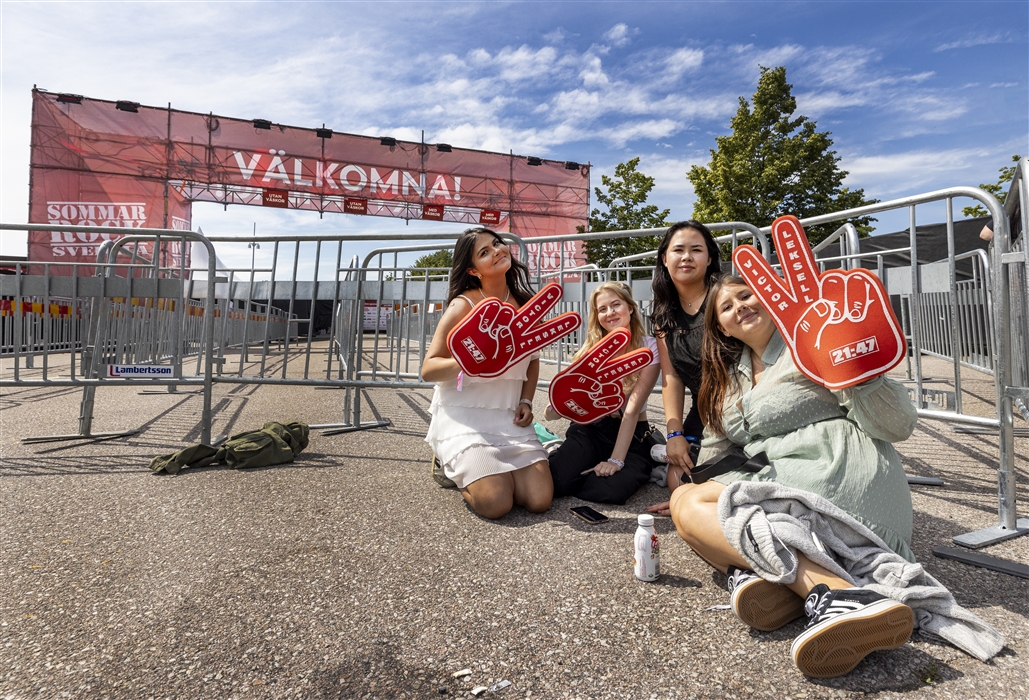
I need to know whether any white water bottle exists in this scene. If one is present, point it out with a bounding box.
[633,514,660,581]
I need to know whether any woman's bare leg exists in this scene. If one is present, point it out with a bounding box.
[460,461,553,519]
[511,459,553,513]
[461,473,515,519]
[669,481,851,596]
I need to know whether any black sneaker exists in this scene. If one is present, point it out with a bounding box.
[791,584,914,678]
[431,453,457,489]
[726,565,805,632]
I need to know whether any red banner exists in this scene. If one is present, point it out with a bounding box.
[28,172,191,276]
[27,89,589,272]
[262,188,289,208]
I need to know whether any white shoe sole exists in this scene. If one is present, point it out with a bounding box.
[791,599,914,678]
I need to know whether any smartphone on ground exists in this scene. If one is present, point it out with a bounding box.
[570,505,609,524]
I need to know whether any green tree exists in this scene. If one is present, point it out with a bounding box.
[688,66,876,247]
[408,249,453,280]
[581,157,670,268]
[962,155,1022,218]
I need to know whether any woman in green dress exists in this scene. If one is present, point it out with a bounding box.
[669,275,918,678]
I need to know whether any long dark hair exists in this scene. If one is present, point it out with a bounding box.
[698,275,747,436]
[650,220,722,336]
[446,227,535,307]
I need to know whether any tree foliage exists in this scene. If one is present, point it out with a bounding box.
[408,249,453,280]
[688,66,877,246]
[962,155,1022,218]
[582,157,670,268]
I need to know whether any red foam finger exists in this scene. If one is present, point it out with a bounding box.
[511,283,564,333]
[771,215,820,307]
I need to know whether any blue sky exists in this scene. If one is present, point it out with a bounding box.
[1,1,1026,268]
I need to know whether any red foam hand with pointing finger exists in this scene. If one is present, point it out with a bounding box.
[447,282,581,378]
[732,215,905,390]
[548,328,655,424]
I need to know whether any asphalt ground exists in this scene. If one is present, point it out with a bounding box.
[1,347,1027,699]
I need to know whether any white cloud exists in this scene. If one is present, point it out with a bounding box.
[596,119,682,148]
[543,28,568,44]
[604,23,633,48]
[843,146,1005,196]
[579,54,611,87]
[934,32,1009,52]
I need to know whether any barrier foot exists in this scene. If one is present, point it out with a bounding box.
[137,389,203,395]
[906,475,945,486]
[21,429,139,445]
[313,419,392,436]
[933,545,1029,580]
[951,425,1029,437]
[952,517,1029,549]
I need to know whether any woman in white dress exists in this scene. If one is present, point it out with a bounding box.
[422,228,553,519]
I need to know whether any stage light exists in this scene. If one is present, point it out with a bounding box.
[564,161,580,170]
[56,94,83,104]
[116,101,140,113]
[316,128,332,139]
[380,137,397,147]
[253,119,272,130]
[526,156,543,166]
[435,143,453,153]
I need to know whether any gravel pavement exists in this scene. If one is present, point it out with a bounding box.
[1,351,1027,699]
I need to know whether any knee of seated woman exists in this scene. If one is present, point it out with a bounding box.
[520,492,553,513]
[670,483,718,528]
[471,490,515,519]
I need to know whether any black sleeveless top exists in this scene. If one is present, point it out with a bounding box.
[657,300,706,439]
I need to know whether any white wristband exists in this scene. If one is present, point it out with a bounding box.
[518,399,533,408]
[608,457,625,468]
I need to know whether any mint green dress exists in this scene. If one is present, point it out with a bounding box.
[699,331,918,561]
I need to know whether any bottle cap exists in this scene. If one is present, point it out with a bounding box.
[637,514,655,527]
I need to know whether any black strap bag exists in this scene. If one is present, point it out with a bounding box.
[689,446,769,484]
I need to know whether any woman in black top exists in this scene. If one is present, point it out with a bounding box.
[647,220,722,515]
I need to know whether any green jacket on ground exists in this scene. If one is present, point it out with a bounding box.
[149,421,310,475]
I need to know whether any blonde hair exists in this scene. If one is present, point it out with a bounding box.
[572,282,647,393]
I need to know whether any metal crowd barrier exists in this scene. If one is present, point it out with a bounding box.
[2,175,1025,570]
[0,224,219,444]
[762,185,1027,559]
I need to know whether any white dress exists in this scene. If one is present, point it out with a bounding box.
[425,353,547,489]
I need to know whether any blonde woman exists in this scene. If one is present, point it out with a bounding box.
[546,282,661,504]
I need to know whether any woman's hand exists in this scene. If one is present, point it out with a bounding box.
[513,403,533,427]
[581,460,623,478]
[646,500,671,517]
[665,434,696,473]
